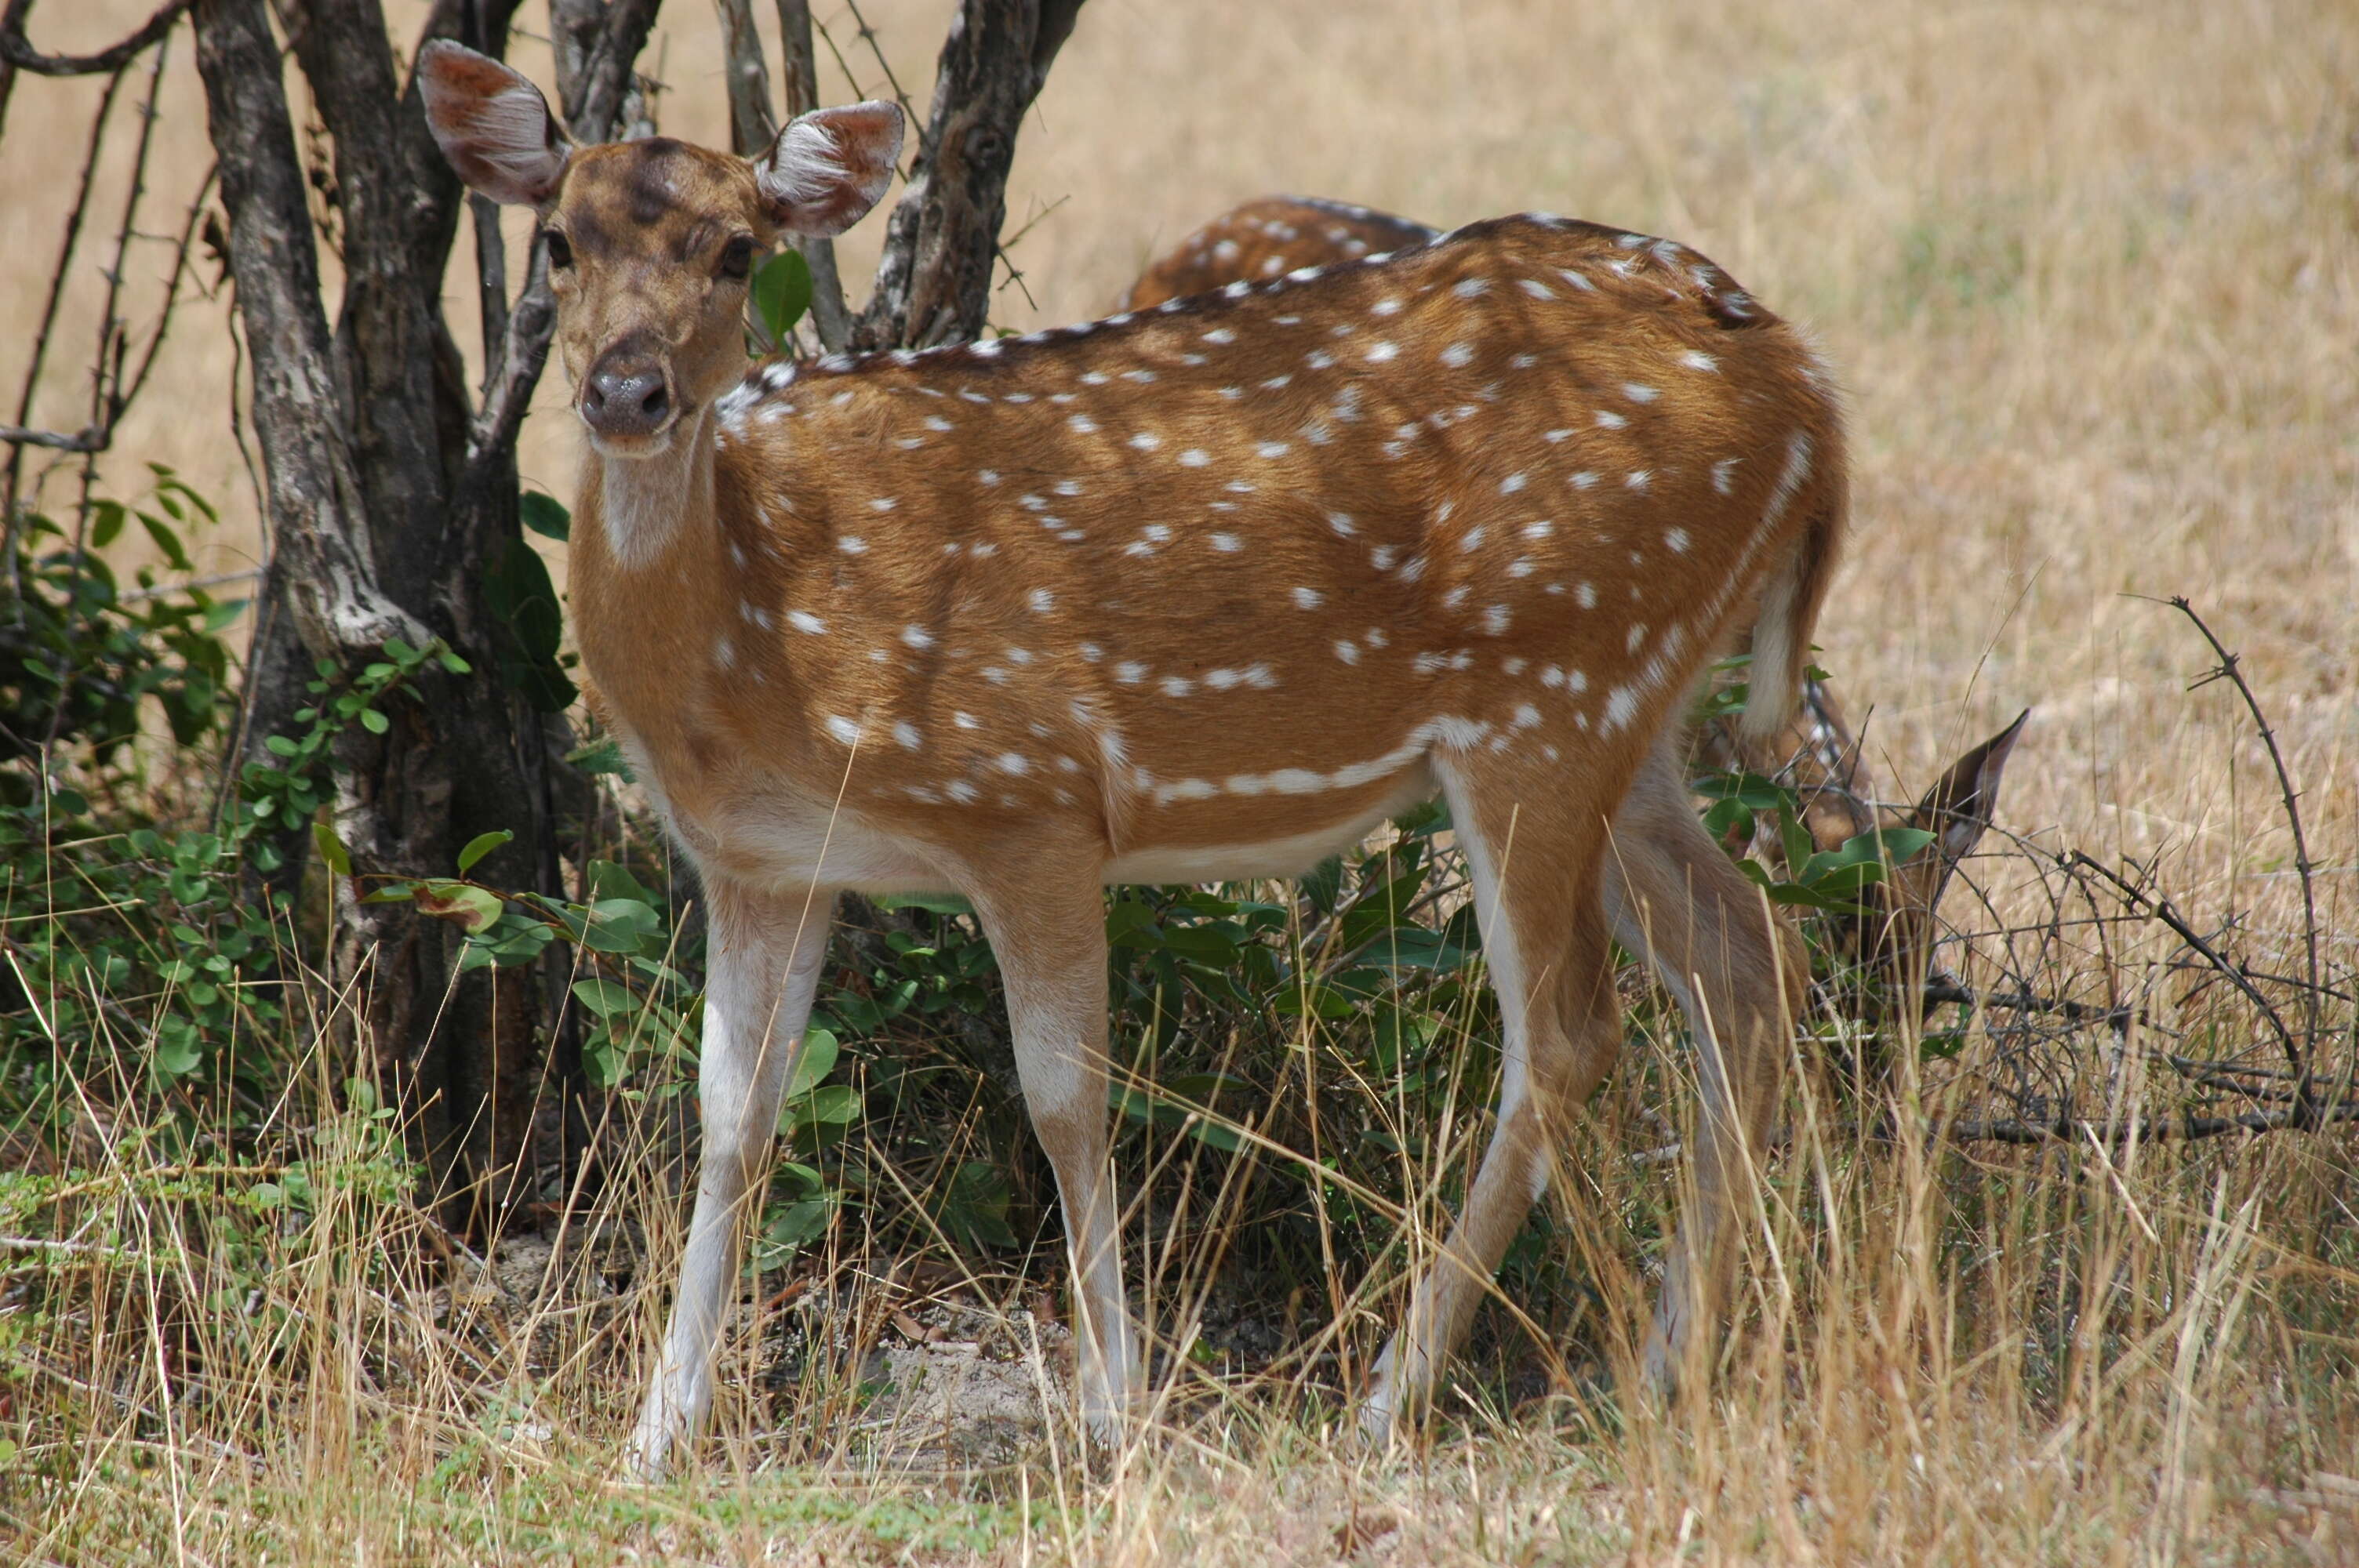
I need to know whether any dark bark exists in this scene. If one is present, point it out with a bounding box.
[850,0,1085,351]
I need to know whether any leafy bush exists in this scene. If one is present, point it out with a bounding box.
[0,467,238,791]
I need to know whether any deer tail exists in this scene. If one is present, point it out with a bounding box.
[1740,444,1846,748]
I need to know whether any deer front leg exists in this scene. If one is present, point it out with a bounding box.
[629,882,838,1480]
[965,872,1138,1442]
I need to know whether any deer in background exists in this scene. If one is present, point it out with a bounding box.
[1133,195,2027,1029]
[423,44,1844,1476]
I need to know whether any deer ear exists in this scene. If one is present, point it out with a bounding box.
[1914,708,2030,864]
[755,102,903,236]
[417,40,571,206]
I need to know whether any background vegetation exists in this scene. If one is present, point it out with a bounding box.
[2,1,2354,1563]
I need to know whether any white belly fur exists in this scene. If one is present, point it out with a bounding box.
[1102,762,1436,885]
[674,759,1437,896]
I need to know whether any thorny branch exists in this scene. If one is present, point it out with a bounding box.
[2068,851,2311,1108]
[2168,595,2326,1103]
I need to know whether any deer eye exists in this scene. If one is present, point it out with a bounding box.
[719,234,758,280]
[541,229,572,269]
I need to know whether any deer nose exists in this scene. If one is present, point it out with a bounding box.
[581,361,671,438]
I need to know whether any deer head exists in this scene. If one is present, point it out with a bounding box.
[417,41,901,454]
[1848,706,2028,1006]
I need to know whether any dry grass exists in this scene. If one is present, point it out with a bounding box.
[5,1,2358,1563]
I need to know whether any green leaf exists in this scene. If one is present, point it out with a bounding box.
[783,1027,840,1105]
[156,1030,202,1077]
[1390,798,1450,837]
[932,1160,1017,1250]
[456,829,514,873]
[1298,854,1346,917]
[358,706,390,735]
[90,500,125,548]
[1361,923,1478,974]
[877,891,973,916]
[571,978,638,1018]
[565,735,634,782]
[1835,826,1938,869]
[752,248,812,343]
[479,535,576,712]
[583,858,658,906]
[578,896,660,953]
[136,510,193,571]
[312,820,353,878]
[518,492,571,542]
[758,1199,833,1258]
[1780,811,1816,879]
[414,880,503,933]
[792,1083,862,1127]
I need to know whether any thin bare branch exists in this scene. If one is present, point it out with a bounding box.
[0,0,187,78]
[0,424,104,452]
[835,0,915,126]
[2168,595,2325,1103]
[714,0,774,155]
[774,0,850,350]
[2068,851,2310,1103]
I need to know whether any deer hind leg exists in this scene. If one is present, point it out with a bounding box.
[1602,735,1806,1397]
[963,869,1139,1443]
[1362,755,1625,1443]
[630,882,838,1480]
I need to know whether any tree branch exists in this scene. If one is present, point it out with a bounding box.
[850,0,1086,351]
[571,0,662,142]
[0,423,104,451]
[190,0,420,655]
[714,0,772,155]
[773,0,851,350]
[0,0,187,78]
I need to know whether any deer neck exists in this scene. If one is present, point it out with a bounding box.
[582,408,718,570]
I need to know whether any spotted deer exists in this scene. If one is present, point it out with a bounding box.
[422,43,1844,1476]
[1134,195,2027,1025]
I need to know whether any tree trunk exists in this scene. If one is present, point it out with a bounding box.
[196,0,645,1235]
